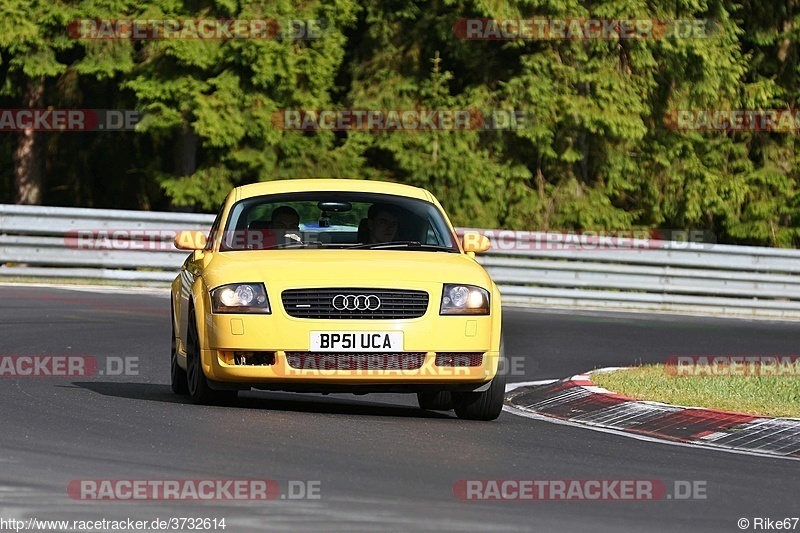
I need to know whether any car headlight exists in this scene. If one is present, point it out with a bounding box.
[440,284,490,315]
[211,283,271,314]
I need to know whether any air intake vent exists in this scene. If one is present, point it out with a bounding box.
[282,289,429,319]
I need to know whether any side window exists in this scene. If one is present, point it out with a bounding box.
[205,204,224,251]
[419,219,445,246]
[426,227,437,245]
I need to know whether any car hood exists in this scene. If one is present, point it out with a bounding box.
[202,250,492,288]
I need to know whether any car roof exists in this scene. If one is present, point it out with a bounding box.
[233,179,432,202]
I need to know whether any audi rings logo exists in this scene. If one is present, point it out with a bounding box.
[331,294,381,311]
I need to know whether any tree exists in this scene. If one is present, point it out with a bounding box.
[0,0,76,204]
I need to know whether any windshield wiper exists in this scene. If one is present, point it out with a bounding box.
[350,241,456,252]
[262,240,327,250]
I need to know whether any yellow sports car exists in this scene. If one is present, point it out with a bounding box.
[170,179,504,420]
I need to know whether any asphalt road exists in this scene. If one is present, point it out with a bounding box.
[0,285,798,532]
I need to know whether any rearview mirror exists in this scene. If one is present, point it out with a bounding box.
[174,230,207,251]
[317,201,352,212]
[462,232,491,254]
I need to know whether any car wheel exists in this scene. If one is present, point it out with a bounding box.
[417,391,455,411]
[452,340,506,421]
[170,307,189,395]
[186,306,237,406]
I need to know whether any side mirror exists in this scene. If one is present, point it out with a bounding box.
[462,232,491,254]
[174,230,208,251]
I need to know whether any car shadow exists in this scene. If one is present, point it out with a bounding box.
[71,382,454,419]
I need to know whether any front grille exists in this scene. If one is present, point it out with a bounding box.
[435,353,484,367]
[285,352,426,371]
[282,288,429,319]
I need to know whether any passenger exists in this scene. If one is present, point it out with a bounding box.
[367,204,399,244]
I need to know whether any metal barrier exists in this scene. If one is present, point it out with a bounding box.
[2,204,800,318]
[0,204,212,283]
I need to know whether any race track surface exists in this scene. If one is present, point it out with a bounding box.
[0,285,798,532]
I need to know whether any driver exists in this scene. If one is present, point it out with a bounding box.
[245,206,300,249]
[367,204,399,244]
[269,206,300,231]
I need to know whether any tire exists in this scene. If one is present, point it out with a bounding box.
[186,305,237,406]
[417,390,455,411]
[170,306,189,395]
[452,340,506,421]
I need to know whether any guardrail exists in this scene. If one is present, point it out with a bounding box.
[0,204,212,283]
[2,204,800,318]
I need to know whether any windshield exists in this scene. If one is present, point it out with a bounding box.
[218,191,459,252]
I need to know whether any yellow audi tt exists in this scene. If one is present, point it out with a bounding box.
[170,179,504,420]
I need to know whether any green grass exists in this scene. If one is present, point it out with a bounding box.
[591,365,800,418]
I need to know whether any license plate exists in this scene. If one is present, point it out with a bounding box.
[310,331,403,352]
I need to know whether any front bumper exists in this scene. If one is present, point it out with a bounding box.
[201,313,499,387]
